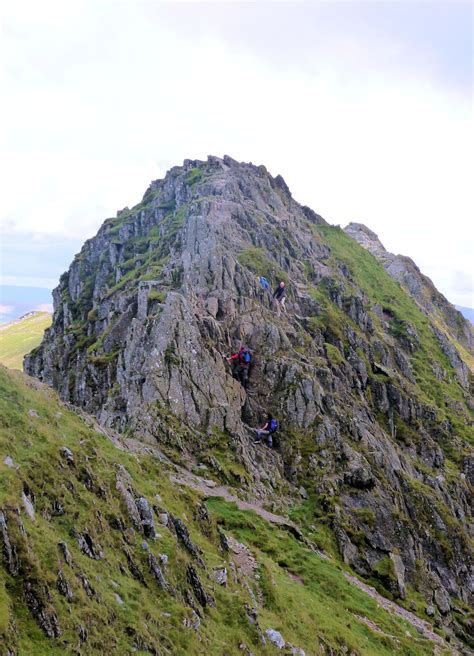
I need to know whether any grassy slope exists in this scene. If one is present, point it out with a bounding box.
[313,225,473,448]
[0,366,447,655]
[0,312,52,370]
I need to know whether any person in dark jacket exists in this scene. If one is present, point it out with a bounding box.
[273,281,286,311]
[253,413,278,448]
[226,346,251,389]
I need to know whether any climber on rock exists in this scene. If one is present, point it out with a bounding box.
[258,275,270,293]
[253,413,278,448]
[272,281,286,312]
[226,346,252,389]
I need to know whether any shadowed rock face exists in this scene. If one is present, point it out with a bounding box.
[25,156,473,627]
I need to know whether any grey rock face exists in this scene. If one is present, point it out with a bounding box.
[24,580,61,638]
[0,511,19,576]
[265,628,285,648]
[136,496,156,539]
[186,564,215,608]
[24,156,473,623]
[148,552,169,591]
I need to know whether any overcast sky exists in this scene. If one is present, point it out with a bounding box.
[1,0,473,309]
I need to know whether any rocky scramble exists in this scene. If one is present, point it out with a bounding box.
[21,155,473,650]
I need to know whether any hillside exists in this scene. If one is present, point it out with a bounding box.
[22,155,474,651]
[0,311,52,370]
[0,365,454,655]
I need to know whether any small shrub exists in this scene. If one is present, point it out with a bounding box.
[148,289,167,303]
[324,343,344,365]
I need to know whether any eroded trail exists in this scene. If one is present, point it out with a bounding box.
[172,466,458,654]
[86,421,458,653]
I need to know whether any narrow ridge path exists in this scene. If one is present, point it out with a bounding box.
[172,467,458,654]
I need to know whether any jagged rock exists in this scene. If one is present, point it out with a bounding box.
[79,575,95,598]
[344,222,473,352]
[344,466,375,490]
[58,541,72,566]
[3,456,14,468]
[56,570,74,601]
[183,610,201,631]
[0,511,19,576]
[24,580,61,638]
[21,489,35,520]
[213,567,227,586]
[372,362,393,378]
[60,447,74,464]
[136,496,156,538]
[245,604,266,645]
[171,516,203,566]
[28,409,39,418]
[148,552,169,591]
[287,647,306,656]
[159,553,168,565]
[298,486,309,499]
[434,587,451,615]
[51,500,65,516]
[123,548,146,586]
[77,532,102,559]
[389,552,406,599]
[265,629,285,649]
[116,465,141,529]
[425,604,435,617]
[186,564,215,608]
[219,529,230,553]
[78,625,88,643]
[157,511,169,526]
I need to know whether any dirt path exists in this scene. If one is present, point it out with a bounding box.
[343,573,453,651]
[170,469,289,526]
[172,467,459,654]
[85,421,458,653]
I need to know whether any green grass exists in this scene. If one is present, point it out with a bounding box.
[237,247,288,286]
[207,498,445,655]
[0,366,449,655]
[0,312,52,370]
[313,225,473,448]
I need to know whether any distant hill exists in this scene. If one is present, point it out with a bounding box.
[0,311,52,370]
[456,305,474,324]
[0,285,53,323]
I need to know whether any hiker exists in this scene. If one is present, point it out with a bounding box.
[253,413,278,448]
[258,276,270,291]
[226,345,252,389]
[272,281,286,311]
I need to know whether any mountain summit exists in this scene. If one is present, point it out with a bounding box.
[21,155,474,649]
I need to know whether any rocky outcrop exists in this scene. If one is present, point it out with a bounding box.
[344,222,474,353]
[24,156,473,637]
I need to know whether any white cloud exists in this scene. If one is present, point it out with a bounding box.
[0,305,14,315]
[0,276,58,289]
[0,1,472,307]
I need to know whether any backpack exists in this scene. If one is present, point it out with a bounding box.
[269,418,278,433]
[259,276,270,290]
[240,348,251,365]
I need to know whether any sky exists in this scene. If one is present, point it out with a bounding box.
[1,0,473,318]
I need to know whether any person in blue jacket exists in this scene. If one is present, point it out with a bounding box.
[253,413,278,448]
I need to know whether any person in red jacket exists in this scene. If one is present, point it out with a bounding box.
[226,346,251,389]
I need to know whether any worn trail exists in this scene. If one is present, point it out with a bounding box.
[173,467,458,653]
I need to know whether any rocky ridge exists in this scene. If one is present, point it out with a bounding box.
[25,155,473,646]
[344,222,473,355]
